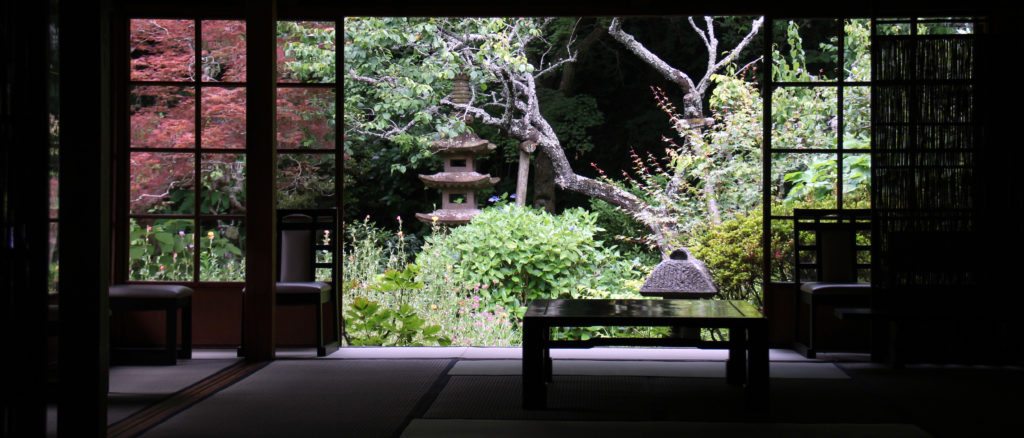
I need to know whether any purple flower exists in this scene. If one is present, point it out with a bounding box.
[488,195,500,203]
[509,194,517,199]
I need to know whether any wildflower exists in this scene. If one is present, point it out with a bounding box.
[159,265,166,271]
[431,216,439,223]
[178,230,185,237]
[430,304,438,310]
[509,194,517,199]
[396,215,402,223]
[397,231,404,238]
[207,231,215,240]
[488,195,499,203]
[146,225,153,233]
[481,284,489,290]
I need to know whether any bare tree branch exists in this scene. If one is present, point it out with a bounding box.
[347,70,398,86]
[612,16,764,119]
[736,55,763,76]
[700,16,764,92]
[534,54,577,79]
[608,17,697,95]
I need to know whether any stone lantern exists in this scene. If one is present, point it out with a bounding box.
[640,248,718,339]
[639,248,718,299]
[415,74,499,225]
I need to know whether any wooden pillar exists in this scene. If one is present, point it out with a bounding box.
[516,141,536,207]
[57,0,113,434]
[2,0,51,435]
[243,0,278,361]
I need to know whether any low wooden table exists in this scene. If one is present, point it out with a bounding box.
[522,299,768,409]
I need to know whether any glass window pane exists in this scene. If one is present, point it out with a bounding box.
[129,218,195,281]
[277,153,336,209]
[876,22,911,36]
[201,87,246,149]
[770,152,838,216]
[843,86,870,150]
[277,87,335,150]
[49,171,58,220]
[276,21,336,83]
[844,19,871,82]
[48,222,59,293]
[772,86,837,150]
[200,219,246,282]
[130,19,195,82]
[916,20,974,35]
[842,154,871,209]
[49,112,59,219]
[772,19,838,82]
[130,152,195,214]
[201,153,246,215]
[131,86,195,149]
[201,20,246,82]
[769,219,796,282]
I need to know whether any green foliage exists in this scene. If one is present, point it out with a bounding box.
[421,205,649,313]
[588,198,658,261]
[344,297,451,346]
[278,21,337,83]
[689,208,794,307]
[343,218,522,346]
[771,19,872,211]
[537,88,604,158]
[128,219,244,281]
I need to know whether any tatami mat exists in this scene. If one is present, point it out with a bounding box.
[140,359,450,437]
[448,359,849,379]
[425,375,903,423]
[402,419,931,438]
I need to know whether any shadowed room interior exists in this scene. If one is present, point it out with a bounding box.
[3,1,1024,437]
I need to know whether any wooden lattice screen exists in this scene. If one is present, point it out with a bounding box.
[871,20,981,308]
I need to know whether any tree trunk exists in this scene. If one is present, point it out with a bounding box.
[532,149,557,213]
[516,141,534,207]
[558,20,606,96]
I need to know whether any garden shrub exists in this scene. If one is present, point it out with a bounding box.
[419,204,650,315]
[344,297,451,346]
[689,207,794,308]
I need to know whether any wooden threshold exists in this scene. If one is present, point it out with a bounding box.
[106,360,269,438]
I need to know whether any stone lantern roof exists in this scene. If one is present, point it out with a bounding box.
[639,248,718,299]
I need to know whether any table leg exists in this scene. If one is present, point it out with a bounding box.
[543,329,553,383]
[522,320,546,409]
[727,326,746,385]
[165,307,178,365]
[745,321,770,410]
[179,298,192,359]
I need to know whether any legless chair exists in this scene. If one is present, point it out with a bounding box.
[793,209,871,358]
[240,209,339,357]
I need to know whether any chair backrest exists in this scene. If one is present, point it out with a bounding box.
[794,209,871,284]
[276,209,338,284]
[279,214,313,282]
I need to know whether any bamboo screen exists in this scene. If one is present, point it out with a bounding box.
[871,19,980,299]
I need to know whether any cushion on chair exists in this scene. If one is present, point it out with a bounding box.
[800,282,871,296]
[109,284,194,299]
[276,281,331,296]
